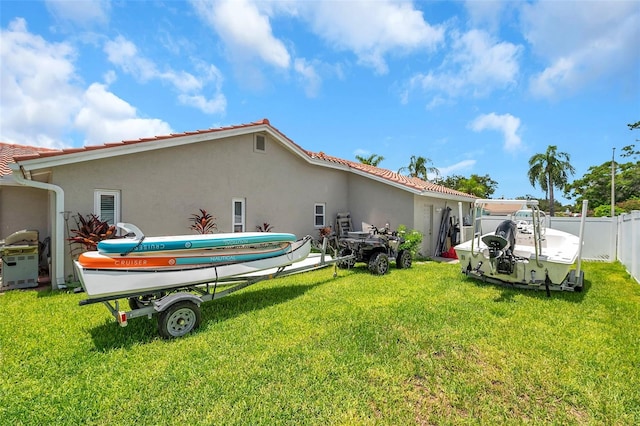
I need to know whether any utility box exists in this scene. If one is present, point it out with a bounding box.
[1,230,39,290]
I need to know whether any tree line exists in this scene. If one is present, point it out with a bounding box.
[356,121,640,216]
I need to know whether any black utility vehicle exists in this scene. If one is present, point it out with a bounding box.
[334,213,412,275]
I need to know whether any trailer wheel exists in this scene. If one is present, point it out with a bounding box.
[368,252,389,275]
[396,249,412,269]
[158,301,201,339]
[337,248,355,269]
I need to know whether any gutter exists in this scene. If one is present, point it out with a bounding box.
[9,163,66,290]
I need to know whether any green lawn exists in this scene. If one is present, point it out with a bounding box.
[1,261,638,425]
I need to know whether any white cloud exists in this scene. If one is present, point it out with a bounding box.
[469,113,522,151]
[104,36,158,81]
[464,0,509,33]
[406,29,521,102]
[300,0,444,74]
[75,83,172,145]
[0,18,82,148]
[522,1,640,98]
[294,58,322,98]
[104,35,226,114]
[178,94,227,115]
[438,159,476,176]
[45,0,110,26]
[0,18,173,148]
[191,0,290,69]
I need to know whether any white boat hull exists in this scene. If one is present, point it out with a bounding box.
[455,227,580,287]
[75,237,312,299]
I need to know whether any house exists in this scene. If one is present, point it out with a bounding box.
[0,143,59,240]
[1,119,476,289]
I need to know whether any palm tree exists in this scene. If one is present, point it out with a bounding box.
[355,153,385,166]
[398,155,440,181]
[527,145,575,216]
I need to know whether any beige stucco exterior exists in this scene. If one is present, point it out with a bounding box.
[7,121,475,288]
[0,185,49,239]
[52,134,349,237]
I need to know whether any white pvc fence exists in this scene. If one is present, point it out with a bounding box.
[617,211,639,283]
[460,211,640,284]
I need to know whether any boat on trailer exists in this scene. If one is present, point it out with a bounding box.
[75,224,312,299]
[75,230,353,339]
[454,199,586,294]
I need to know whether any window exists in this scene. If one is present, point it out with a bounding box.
[232,198,245,232]
[94,190,120,226]
[314,203,326,228]
[254,134,266,153]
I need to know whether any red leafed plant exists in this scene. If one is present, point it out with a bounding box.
[68,213,119,252]
[318,226,332,239]
[190,209,217,234]
[256,222,274,232]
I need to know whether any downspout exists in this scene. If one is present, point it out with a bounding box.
[10,164,66,290]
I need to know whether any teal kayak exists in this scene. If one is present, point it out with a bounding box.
[98,231,297,254]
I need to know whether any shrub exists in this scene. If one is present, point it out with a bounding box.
[318,226,333,239]
[397,224,423,257]
[256,222,274,232]
[593,205,625,217]
[68,213,119,253]
[190,209,217,234]
[618,198,640,213]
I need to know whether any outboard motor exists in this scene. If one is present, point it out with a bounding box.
[481,220,517,275]
[495,220,517,256]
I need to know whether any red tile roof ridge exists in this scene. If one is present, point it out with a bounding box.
[6,119,271,164]
[305,149,474,198]
[0,142,62,176]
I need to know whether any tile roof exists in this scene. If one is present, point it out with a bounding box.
[304,150,475,198]
[2,118,475,199]
[0,143,61,177]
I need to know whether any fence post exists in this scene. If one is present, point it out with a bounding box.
[632,211,639,284]
[576,200,588,280]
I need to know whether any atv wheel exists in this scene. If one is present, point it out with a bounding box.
[396,249,412,269]
[368,252,389,275]
[337,248,355,269]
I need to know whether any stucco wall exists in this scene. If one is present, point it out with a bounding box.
[0,185,49,241]
[346,174,414,233]
[50,134,349,274]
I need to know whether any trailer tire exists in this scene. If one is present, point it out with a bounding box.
[396,249,412,269]
[368,252,389,275]
[158,300,201,339]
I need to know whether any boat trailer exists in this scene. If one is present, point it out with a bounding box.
[77,238,353,339]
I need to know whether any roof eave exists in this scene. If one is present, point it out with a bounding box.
[419,191,477,202]
[14,123,281,171]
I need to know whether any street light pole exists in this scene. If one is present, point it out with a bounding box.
[611,147,616,217]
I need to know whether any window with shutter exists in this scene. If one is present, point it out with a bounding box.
[232,198,245,232]
[94,190,120,226]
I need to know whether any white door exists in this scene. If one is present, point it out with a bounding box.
[422,203,433,256]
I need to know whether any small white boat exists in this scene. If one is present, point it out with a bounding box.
[75,232,312,299]
[454,199,585,292]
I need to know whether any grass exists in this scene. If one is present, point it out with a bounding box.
[0,260,638,425]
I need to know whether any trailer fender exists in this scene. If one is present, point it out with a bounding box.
[153,293,203,312]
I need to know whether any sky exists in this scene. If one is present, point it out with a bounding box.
[1,0,639,203]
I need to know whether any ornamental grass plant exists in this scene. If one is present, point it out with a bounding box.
[1,261,638,425]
